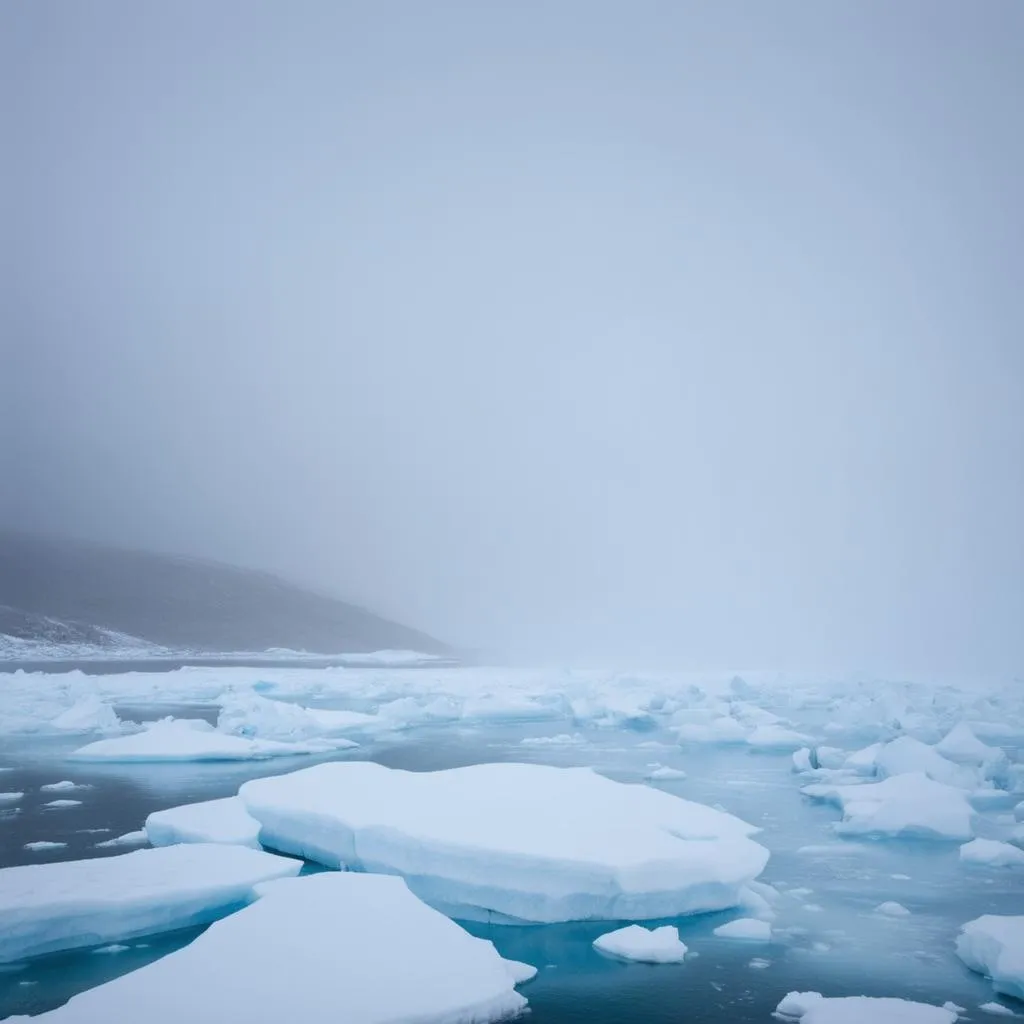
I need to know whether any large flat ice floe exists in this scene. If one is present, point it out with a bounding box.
[14,873,534,1024]
[0,843,299,962]
[146,796,262,848]
[239,761,769,923]
[775,991,957,1023]
[801,771,975,840]
[956,915,1024,1001]
[69,717,354,762]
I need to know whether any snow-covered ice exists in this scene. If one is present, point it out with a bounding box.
[216,692,376,742]
[957,915,1024,1001]
[746,724,814,751]
[774,992,957,1023]
[94,830,148,849]
[960,839,1024,868]
[15,872,535,1024]
[978,1003,1018,1016]
[69,717,350,762]
[646,765,687,781]
[146,796,261,849]
[0,843,300,962]
[876,901,912,917]
[240,761,769,922]
[0,792,23,804]
[592,924,688,963]
[43,799,82,809]
[39,782,88,793]
[712,918,771,941]
[23,842,66,853]
[802,772,976,840]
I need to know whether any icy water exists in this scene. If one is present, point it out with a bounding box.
[1,712,1021,1021]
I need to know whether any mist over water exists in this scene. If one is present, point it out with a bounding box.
[5,2,1024,672]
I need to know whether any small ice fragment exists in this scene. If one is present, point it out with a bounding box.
[749,957,771,969]
[875,901,911,917]
[0,793,23,804]
[646,765,687,781]
[95,830,148,849]
[713,918,771,941]
[978,1003,1017,1017]
[593,924,688,963]
[92,944,130,955]
[960,839,1024,868]
[23,841,66,852]
[44,800,82,809]
[40,782,88,793]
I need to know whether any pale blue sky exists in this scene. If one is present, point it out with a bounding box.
[4,1,1023,672]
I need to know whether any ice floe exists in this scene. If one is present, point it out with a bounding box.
[146,796,262,848]
[14,872,534,1024]
[960,839,1024,868]
[592,924,688,962]
[957,915,1024,1001]
[712,917,771,941]
[0,843,300,962]
[240,761,769,922]
[774,991,957,1023]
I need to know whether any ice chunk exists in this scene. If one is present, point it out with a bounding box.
[40,782,88,793]
[978,1003,1017,1016]
[240,761,769,923]
[875,901,911,916]
[520,733,584,747]
[216,692,374,741]
[146,797,261,848]
[94,830,148,849]
[43,799,82,809]
[793,748,815,773]
[843,742,884,774]
[713,918,771,941]
[802,772,975,840]
[936,723,1004,766]
[52,696,123,735]
[592,924,688,963]
[92,944,129,955]
[0,843,300,962]
[775,992,957,1023]
[69,717,349,762]
[23,842,66,852]
[17,873,533,1024]
[957,915,1024,1001]
[961,839,1024,868]
[646,765,687,781]
[747,724,814,751]
[874,736,976,788]
[0,792,23,804]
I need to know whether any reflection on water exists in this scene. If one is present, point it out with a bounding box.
[0,712,1019,1021]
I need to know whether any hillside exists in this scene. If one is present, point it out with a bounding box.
[0,531,448,657]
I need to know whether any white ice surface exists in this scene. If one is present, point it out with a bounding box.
[240,761,769,923]
[0,843,300,962]
[592,924,688,962]
[69,717,350,762]
[94,830,148,849]
[957,915,1024,1001]
[960,839,1024,868]
[802,772,976,840]
[712,917,771,941]
[775,993,957,1023]
[216,692,375,741]
[13,872,534,1024]
[937,723,1005,766]
[146,796,262,848]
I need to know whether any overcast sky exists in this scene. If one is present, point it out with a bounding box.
[4,1,1022,673]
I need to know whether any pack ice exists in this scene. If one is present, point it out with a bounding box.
[956,915,1024,1001]
[14,873,535,1024]
[0,844,299,962]
[775,991,957,1023]
[146,796,262,848]
[801,772,975,840]
[239,761,769,923]
[69,717,352,762]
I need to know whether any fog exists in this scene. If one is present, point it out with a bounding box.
[4,1,1023,673]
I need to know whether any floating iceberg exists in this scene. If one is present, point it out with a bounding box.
[960,839,1024,868]
[240,761,769,923]
[874,736,977,788]
[16,873,534,1024]
[746,724,814,751]
[146,796,261,848]
[712,917,771,941]
[69,717,351,762]
[0,843,299,962]
[592,924,688,963]
[52,696,125,735]
[802,772,975,840]
[957,916,1024,1001]
[216,692,375,742]
[775,991,957,1023]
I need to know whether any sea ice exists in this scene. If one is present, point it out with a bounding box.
[216,692,374,742]
[240,761,769,923]
[960,839,1024,868]
[69,717,349,762]
[957,915,1024,1001]
[936,723,1005,766]
[712,918,771,941]
[0,793,23,804]
[40,782,88,793]
[13,873,534,1024]
[676,717,748,744]
[874,736,977,788]
[52,696,124,735]
[146,796,262,848]
[43,799,82,808]
[646,765,687,781]
[95,830,148,849]
[23,842,66,852]
[592,924,688,963]
[746,724,814,751]
[802,772,975,840]
[875,901,911,916]
[978,1003,1017,1016]
[775,992,957,1023]
[0,843,300,962]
